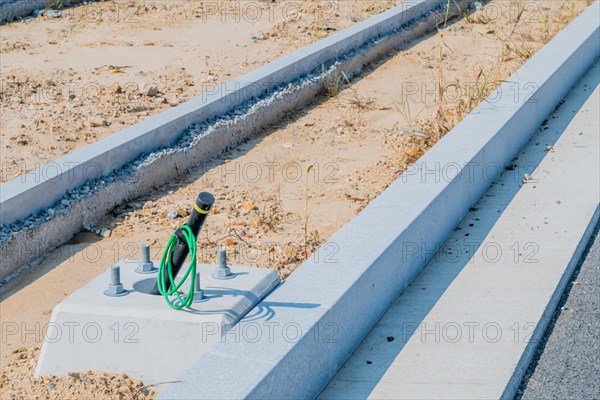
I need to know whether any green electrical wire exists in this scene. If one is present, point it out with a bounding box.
[157,225,197,310]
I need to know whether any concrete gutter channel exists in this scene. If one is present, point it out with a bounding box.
[154,3,599,399]
[1,0,472,281]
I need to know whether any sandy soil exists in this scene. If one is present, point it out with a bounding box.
[0,1,591,399]
[1,346,157,400]
[0,0,395,182]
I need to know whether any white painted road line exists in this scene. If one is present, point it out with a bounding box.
[319,61,600,400]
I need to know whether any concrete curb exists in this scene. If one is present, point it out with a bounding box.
[318,61,600,399]
[1,0,464,280]
[157,3,600,399]
[503,204,600,399]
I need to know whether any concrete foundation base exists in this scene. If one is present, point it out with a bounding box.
[34,260,279,383]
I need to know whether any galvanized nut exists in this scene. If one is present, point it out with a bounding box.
[214,267,231,278]
[104,265,128,297]
[135,244,157,274]
[212,249,234,280]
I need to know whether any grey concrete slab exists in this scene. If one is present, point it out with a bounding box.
[319,60,599,400]
[157,4,600,400]
[34,260,280,384]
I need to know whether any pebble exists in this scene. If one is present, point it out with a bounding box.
[118,385,131,395]
[68,372,80,379]
[45,9,62,18]
[200,75,217,83]
[167,210,178,219]
[139,83,159,97]
[129,105,150,113]
[35,9,61,18]
[89,117,109,128]
[242,201,258,211]
[100,228,112,238]
[168,97,181,107]
[470,1,483,10]
[108,84,122,94]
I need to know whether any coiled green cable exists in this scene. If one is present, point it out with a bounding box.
[157,225,197,310]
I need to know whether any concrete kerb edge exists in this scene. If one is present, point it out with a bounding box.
[156,4,600,399]
[0,0,463,280]
[500,206,600,400]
